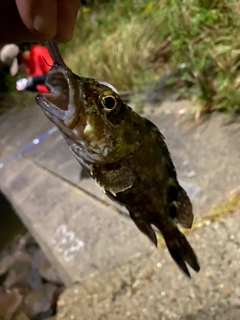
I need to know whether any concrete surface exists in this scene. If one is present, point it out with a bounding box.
[57,208,240,320]
[0,99,240,295]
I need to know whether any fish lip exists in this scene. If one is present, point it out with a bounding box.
[35,65,84,128]
[35,93,68,120]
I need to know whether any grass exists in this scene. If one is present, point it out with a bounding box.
[60,1,162,91]
[59,0,240,116]
[0,70,35,115]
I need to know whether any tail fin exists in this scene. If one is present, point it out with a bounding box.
[161,226,200,277]
[129,211,200,277]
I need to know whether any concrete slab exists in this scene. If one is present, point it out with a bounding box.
[0,156,152,286]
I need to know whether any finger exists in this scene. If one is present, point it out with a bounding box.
[54,0,80,43]
[15,0,58,39]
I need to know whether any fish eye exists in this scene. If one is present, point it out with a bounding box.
[101,95,117,111]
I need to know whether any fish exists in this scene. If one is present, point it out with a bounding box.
[35,41,200,277]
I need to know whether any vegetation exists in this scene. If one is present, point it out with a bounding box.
[0,63,34,114]
[0,63,15,94]
[59,0,240,116]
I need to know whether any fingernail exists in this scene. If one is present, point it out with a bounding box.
[33,0,57,38]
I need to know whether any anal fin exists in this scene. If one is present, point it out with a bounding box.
[129,211,158,247]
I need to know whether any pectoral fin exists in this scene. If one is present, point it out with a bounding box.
[129,211,158,247]
[95,166,136,195]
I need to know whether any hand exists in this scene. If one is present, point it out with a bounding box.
[0,0,79,44]
[16,78,28,91]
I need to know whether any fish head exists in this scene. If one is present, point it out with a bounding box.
[36,64,140,163]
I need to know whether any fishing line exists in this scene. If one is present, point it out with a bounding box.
[0,126,58,169]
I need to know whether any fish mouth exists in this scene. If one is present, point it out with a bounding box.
[35,65,83,129]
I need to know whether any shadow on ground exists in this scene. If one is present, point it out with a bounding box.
[0,190,26,252]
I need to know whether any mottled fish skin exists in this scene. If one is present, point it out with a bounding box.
[35,41,200,277]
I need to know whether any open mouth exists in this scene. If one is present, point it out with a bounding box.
[35,65,83,128]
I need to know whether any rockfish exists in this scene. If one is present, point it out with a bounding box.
[36,41,200,277]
